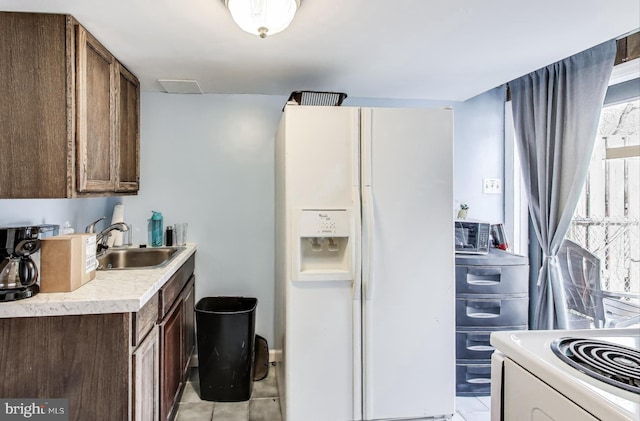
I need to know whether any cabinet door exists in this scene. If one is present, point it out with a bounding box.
[76,24,116,192]
[159,299,183,421]
[132,326,159,421]
[182,276,196,378]
[116,62,140,192]
[0,13,72,198]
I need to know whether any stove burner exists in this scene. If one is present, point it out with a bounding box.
[551,338,640,394]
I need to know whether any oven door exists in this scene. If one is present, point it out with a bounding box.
[491,352,599,421]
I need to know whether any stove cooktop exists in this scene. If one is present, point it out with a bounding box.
[491,328,640,421]
[551,338,640,394]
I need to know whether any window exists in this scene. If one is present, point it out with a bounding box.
[566,98,639,294]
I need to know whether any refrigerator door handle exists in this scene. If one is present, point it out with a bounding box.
[361,109,373,186]
[353,186,362,301]
[361,108,375,301]
[352,185,363,421]
[363,185,375,301]
[362,183,376,417]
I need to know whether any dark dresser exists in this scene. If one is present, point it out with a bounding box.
[455,249,529,396]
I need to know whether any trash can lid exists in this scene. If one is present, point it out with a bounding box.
[196,296,257,314]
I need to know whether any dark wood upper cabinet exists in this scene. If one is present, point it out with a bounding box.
[116,63,141,192]
[77,25,117,192]
[0,12,140,198]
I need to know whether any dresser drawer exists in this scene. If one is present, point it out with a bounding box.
[456,295,528,327]
[456,264,528,295]
[456,361,491,396]
[456,326,527,360]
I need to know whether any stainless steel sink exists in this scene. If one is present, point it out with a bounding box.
[97,247,183,270]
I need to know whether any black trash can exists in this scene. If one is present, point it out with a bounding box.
[195,296,258,402]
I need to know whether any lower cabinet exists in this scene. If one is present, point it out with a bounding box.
[134,254,195,421]
[0,313,131,420]
[0,254,196,420]
[2,314,168,421]
[182,282,195,379]
[160,290,185,420]
[157,265,195,421]
[133,326,160,421]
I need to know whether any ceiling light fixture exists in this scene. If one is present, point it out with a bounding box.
[224,0,300,38]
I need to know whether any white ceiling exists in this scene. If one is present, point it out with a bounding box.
[1,0,639,101]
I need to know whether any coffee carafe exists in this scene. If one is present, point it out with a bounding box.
[0,226,41,302]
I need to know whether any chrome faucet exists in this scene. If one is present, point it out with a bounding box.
[86,217,130,254]
[96,222,129,246]
[85,216,106,234]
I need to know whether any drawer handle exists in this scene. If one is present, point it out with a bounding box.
[466,334,493,351]
[467,345,494,351]
[468,267,502,276]
[467,276,500,285]
[465,366,492,383]
[467,268,501,285]
[466,301,501,318]
[466,312,499,318]
[467,377,492,384]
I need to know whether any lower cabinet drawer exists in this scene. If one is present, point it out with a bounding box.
[456,361,491,397]
[132,293,159,347]
[456,295,528,327]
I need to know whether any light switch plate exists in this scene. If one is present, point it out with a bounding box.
[483,178,502,194]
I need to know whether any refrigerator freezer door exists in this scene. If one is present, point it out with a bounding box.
[361,107,455,420]
[278,106,362,421]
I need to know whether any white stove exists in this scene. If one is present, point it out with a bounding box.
[490,328,640,421]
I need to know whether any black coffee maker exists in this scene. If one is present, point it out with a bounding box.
[0,226,41,301]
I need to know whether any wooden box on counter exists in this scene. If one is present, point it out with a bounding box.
[39,234,97,292]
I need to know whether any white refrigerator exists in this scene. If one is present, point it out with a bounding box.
[274,105,455,421]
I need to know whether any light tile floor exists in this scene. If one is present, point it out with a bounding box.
[175,363,491,421]
[175,365,281,421]
[454,396,491,421]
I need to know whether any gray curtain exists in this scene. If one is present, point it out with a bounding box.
[509,40,616,330]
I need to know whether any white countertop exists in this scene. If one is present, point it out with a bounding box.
[0,243,197,318]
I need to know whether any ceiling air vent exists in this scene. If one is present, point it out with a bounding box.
[283,90,347,110]
[158,79,203,94]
